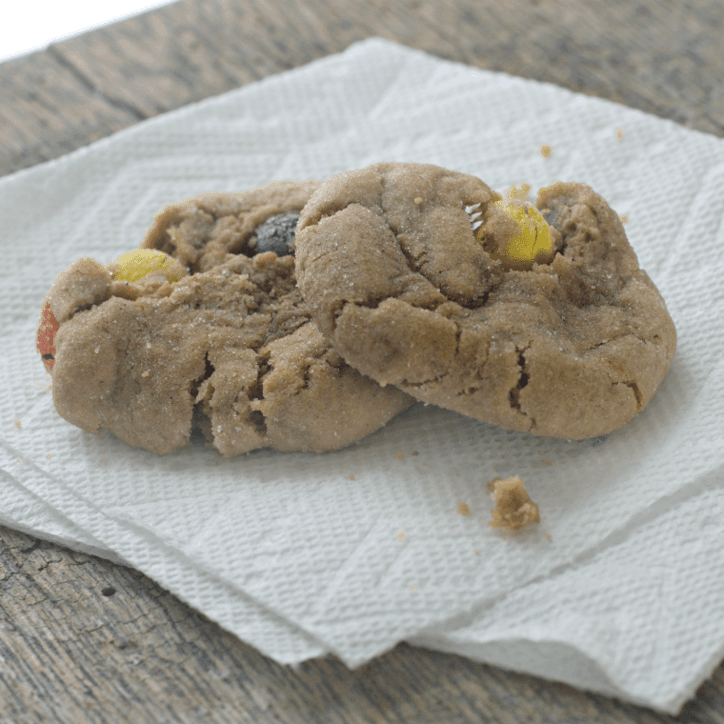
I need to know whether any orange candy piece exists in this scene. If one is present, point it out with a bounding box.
[37,301,60,372]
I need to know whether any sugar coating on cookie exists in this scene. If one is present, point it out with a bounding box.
[295,162,677,440]
[41,183,412,456]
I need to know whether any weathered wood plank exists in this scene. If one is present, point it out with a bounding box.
[4,523,723,724]
[2,0,723,178]
[2,0,724,722]
[0,51,140,174]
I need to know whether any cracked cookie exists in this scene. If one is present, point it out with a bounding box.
[294,162,676,440]
[141,181,321,272]
[39,184,413,456]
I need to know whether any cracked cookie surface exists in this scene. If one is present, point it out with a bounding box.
[142,181,322,272]
[295,162,677,439]
[42,185,413,456]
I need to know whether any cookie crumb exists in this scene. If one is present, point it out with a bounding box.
[411,450,419,456]
[474,550,480,556]
[410,585,418,591]
[546,534,553,541]
[487,476,540,531]
[349,474,356,481]
[620,214,629,224]
[413,197,423,205]
[14,420,21,429]
[539,144,552,159]
[457,502,471,516]
[46,454,51,460]
[396,532,407,542]
[395,450,405,460]
[616,128,625,140]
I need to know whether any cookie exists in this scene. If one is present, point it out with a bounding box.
[141,181,321,272]
[295,162,676,440]
[40,184,412,456]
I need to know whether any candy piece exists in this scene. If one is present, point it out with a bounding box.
[487,476,540,531]
[476,199,555,270]
[37,301,60,372]
[252,212,300,256]
[109,249,187,283]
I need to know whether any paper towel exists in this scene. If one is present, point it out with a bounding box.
[1,38,723,713]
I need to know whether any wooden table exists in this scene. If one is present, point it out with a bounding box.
[2,1,723,721]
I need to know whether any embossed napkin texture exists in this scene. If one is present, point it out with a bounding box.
[1,39,723,714]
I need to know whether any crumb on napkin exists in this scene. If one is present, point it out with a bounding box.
[487,476,540,531]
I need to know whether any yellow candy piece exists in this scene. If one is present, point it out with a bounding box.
[476,200,554,270]
[110,249,186,283]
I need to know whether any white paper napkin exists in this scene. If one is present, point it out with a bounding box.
[2,38,723,714]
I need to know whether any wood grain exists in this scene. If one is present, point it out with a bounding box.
[3,522,724,724]
[2,0,723,177]
[1,1,723,722]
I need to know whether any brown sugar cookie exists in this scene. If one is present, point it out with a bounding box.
[294,162,676,440]
[142,180,322,272]
[39,184,412,456]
